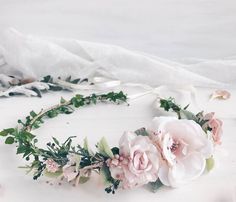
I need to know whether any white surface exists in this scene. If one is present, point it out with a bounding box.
[0,0,236,202]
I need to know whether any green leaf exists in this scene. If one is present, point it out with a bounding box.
[5,136,15,144]
[83,138,94,156]
[135,127,149,136]
[79,176,90,184]
[30,111,37,118]
[148,179,163,193]
[60,97,66,104]
[52,137,60,146]
[206,157,215,172]
[179,110,198,121]
[74,154,81,172]
[49,85,63,91]
[44,170,63,178]
[47,110,58,118]
[71,78,81,84]
[111,147,119,155]
[100,165,113,186]
[160,98,181,112]
[21,131,36,141]
[0,128,15,136]
[41,75,53,83]
[98,137,114,158]
[31,87,42,98]
[17,145,28,154]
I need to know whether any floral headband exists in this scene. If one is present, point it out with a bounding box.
[0,91,222,194]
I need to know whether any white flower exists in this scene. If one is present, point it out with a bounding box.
[149,117,213,187]
[62,154,81,182]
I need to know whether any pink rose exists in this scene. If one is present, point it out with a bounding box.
[203,112,223,145]
[108,131,160,189]
[149,117,213,187]
[208,117,223,145]
[45,159,60,173]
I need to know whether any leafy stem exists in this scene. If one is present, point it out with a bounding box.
[0,91,128,187]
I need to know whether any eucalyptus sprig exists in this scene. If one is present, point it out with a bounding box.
[0,75,91,98]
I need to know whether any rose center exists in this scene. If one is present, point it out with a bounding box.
[170,140,180,154]
[133,152,149,170]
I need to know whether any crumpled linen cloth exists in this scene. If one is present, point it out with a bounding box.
[0,28,235,89]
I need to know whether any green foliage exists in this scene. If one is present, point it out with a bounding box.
[148,179,163,193]
[101,164,120,194]
[179,110,198,122]
[206,156,215,172]
[135,127,149,136]
[111,147,119,155]
[160,98,181,113]
[5,136,15,144]
[0,128,15,136]
[160,98,198,122]
[41,75,90,93]
[97,137,114,158]
[0,91,127,191]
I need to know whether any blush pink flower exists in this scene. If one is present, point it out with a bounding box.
[211,90,230,100]
[203,112,223,145]
[62,165,78,182]
[108,131,160,189]
[45,159,60,173]
[149,117,213,187]
[62,154,81,182]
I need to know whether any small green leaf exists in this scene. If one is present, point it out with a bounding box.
[44,170,63,178]
[135,127,149,136]
[111,147,119,155]
[74,155,81,172]
[83,138,94,155]
[148,179,163,193]
[0,131,8,136]
[41,75,52,83]
[17,145,28,154]
[100,165,113,186]
[179,110,198,121]
[47,110,58,118]
[21,131,36,141]
[49,85,63,91]
[98,137,114,158]
[31,87,42,98]
[79,176,90,184]
[30,111,37,118]
[60,97,66,104]
[0,128,15,136]
[52,137,60,146]
[206,157,215,171]
[71,78,81,84]
[5,136,15,144]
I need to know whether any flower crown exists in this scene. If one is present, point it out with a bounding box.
[0,91,222,194]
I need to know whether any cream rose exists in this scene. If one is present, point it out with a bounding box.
[108,131,160,189]
[149,117,213,187]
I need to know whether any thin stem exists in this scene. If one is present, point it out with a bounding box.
[25,100,72,132]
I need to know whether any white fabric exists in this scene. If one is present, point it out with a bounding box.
[0,28,234,89]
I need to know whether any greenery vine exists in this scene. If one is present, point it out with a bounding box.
[0,91,127,193]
